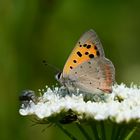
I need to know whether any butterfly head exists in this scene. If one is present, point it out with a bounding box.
[55,72,73,89]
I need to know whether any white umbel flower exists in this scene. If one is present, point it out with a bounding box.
[19,83,140,123]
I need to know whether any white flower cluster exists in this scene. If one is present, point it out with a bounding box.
[19,83,140,123]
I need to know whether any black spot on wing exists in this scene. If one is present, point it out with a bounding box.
[85,52,89,55]
[73,60,77,63]
[83,44,87,47]
[77,51,82,57]
[96,51,100,56]
[89,54,94,58]
[94,45,97,50]
[87,45,91,49]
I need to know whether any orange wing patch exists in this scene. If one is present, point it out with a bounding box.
[63,41,100,75]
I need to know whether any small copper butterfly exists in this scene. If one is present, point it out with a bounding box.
[56,29,115,94]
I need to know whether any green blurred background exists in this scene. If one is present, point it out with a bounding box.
[1,0,140,140]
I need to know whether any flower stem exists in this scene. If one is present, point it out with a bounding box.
[117,125,128,140]
[100,121,106,140]
[114,124,124,140]
[124,126,137,140]
[90,123,100,140]
[56,123,78,140]
[111,123,117,140]
[76,123,92,140]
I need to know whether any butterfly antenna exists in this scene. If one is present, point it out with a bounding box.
[42,60,60,73]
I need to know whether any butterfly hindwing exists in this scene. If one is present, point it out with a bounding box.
[69,57,115,93]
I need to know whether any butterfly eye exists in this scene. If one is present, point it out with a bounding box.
[55,72,62,80]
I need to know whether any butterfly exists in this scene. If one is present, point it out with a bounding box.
[56,29,115,94]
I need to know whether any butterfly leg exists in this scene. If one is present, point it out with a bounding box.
[58,85,73,97]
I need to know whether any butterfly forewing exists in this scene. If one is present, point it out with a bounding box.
[63,29,105,77]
